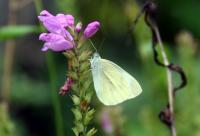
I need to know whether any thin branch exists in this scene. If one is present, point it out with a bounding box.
[154,26,176,136]
[143,2,177,135]
[132,1,187,136]
[1,0,17,104]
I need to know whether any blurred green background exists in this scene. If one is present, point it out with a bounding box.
[0,0,200,136]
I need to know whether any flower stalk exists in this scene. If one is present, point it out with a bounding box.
[65,43,97,136]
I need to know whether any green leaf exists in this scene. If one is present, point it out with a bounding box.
[71,84,78,92]
[71,95,80,105]
[79,51,92,62]
[86,128,97,136]
[84,91,93,103]
[72,108,82,121]
[0,25,40,40]
[72,128,79,136]
[75,122,84,132]
[68,71,78,80]
[81,80,92,92]
[80,62,90,72]
[63,50,75,59]
[71,58,79,69]
[84,109,95,125]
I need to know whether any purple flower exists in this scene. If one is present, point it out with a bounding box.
[39,11,68,35]
[38,10,75,52]
[101,111,113,134]
[38,10,74,28]
[38,10,101,52]
[84,21,100,38]
[59,77,73,95]
[39,33,74,52]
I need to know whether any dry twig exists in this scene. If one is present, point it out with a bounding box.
[133,1,187,136]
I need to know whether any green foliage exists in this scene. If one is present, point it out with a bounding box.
[86,128,97,136]
[55,0,77,14]
[71,95,81,105]
[0,25,40,40]
[175,31,200,136]
[84,109,95,125]
[0,103,15,136]
[11,75,51,106]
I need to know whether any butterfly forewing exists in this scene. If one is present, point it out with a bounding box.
[92,57,142,106]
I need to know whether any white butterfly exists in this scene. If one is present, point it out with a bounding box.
[90,53,142,106]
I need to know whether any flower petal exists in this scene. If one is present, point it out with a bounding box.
[48,40,74,51]
[59,77,73,95]
[39,33,55,42]
[41,43,49,51]
[56,13,68,27]
[42,17,66,35]
[38,10,53,22]
[39,33,48,41]
[40,33,74,51]
[66,14,74,27]
[65,31,73,41]
[40,33,74,52]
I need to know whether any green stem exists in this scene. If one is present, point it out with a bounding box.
[46,53,65,136]
[74,48,87,136]
[34,0,44,31]
[69,48,96,135]
[33,1,64,136]
[1,0,17,106]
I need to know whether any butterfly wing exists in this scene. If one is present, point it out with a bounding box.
[93,58,142,106]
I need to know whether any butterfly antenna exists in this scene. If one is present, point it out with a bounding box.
[98,38,105,53]
[89,39,97,52]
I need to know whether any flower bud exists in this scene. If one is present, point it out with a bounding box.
[84,21,100,38]
[75,22,82,33]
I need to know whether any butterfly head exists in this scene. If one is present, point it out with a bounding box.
[90,52,101,68]
[93,52,100,59]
